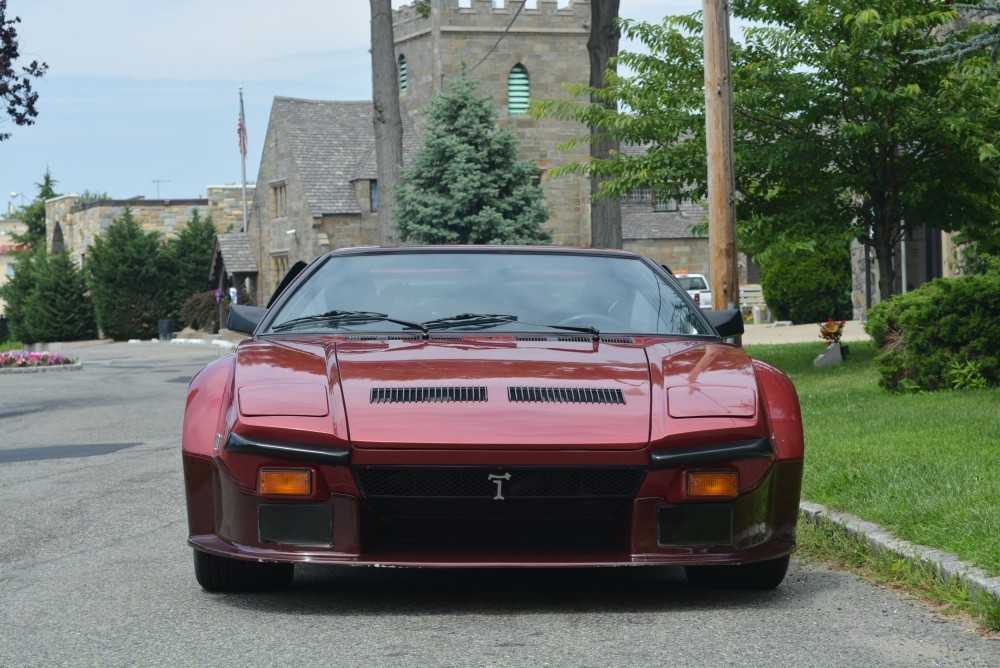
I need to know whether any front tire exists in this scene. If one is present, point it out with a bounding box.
[193,549,294,592]
[684,554,790,590]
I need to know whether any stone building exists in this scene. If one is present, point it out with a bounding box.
[0,218,28,317]
[246,98,420,300]
[247,0,716,304]
[44,185,254,268]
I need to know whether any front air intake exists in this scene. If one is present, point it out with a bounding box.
[507,387,626,405]
[370,386,488,404]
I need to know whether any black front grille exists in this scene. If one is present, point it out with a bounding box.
[356,466,644,499]
[356,466,645,550]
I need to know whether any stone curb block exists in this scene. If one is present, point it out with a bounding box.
[800,500,1000,604]
[0,362,84,375]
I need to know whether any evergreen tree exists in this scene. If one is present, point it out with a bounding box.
[394,74,551,245]
[12,169,58,248]
[0,245,42,342]
[163,209,218,323]
[23,252,97,342]
[86,207,168,340]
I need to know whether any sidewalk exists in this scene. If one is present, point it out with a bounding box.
[741,321,870,346]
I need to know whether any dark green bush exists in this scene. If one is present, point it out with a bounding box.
[865,263,1000,391]
[23,252,97,343]
[760,243,851,324]
[179,291,220,333]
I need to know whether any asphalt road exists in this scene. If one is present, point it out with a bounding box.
[1,342,996,667]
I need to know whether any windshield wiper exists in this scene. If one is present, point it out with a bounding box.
[531,322,601,340]
[421,313,518,331]
[270,310,427,334]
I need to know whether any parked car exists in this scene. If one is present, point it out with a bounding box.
[674,272,713,309]
[183,247,803,591]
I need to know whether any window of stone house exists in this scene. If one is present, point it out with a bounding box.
[370,180,378,213]
[399,55,407,95]
[654,194,679,212]
[272,253,289,281]
[508,64,530,114]
[271,183,287,219]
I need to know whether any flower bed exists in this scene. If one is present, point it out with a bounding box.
[0,351,77,368]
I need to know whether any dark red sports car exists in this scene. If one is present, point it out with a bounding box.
[183,247,803,591]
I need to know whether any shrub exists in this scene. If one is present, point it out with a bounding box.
[759,243,851,324]
[86,208,170,340]
[865,264,1000,391]
[22,252,97,342]
[180,291,220,333]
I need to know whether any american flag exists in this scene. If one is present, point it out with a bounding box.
[238,106,248,158]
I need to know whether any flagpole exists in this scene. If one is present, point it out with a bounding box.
[239,86,249,233]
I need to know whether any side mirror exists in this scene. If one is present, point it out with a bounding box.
[228,304,268,335]
[705,309,744,339]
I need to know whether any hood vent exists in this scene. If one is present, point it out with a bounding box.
[370,386,488,404]
[345,334,421,341]
[508,387,626,405]
[514,335,636,344]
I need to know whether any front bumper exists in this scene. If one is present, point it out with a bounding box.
[184,450,802,568]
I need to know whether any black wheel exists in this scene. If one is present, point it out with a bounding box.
[684,554,790,591]
[193,549,294,592]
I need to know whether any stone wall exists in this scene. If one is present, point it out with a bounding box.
[45,186,255,267]
[394,0,592,246]
[625,238,711,276]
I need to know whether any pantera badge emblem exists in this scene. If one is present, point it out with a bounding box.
[488,472,511,500]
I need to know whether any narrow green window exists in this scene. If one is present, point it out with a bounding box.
[508,64,529,114]
[399,54,408,95]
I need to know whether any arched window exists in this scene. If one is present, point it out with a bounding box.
[398,54,408,95]
[51,222,65,254]
[508,64,529,114]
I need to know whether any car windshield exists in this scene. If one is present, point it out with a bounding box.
[265,251,711,336]
[676,275,707,291]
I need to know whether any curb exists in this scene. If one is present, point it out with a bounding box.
[0,362,83,375]
[800,500,1000,604]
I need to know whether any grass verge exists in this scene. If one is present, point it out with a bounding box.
[746,340,999,629]
[797,513,1000,632]
[747,340,999,577]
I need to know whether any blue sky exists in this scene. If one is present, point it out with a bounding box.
[2,0,703,209]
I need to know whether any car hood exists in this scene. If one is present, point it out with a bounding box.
[232,336,761,451]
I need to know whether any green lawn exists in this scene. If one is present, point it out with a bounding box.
[747,341,1000,577]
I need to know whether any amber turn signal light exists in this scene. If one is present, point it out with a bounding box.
[687,471,739,498]
[259,468,312,496]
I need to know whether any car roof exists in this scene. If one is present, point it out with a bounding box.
[326,245,645,259]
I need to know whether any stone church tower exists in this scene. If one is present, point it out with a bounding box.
[392,0,592,246]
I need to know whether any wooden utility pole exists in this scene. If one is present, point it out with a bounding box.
[703,0,739,311]
[370,0,404,245]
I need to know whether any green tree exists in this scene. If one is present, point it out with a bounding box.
[12,169,58,248]
[86,207,168,339]
[535,0,999,301]
[23,252,96,342]
[1,0,48,142]
[0,245,42,342]
[394,74,551,245]
[163,209,217,323]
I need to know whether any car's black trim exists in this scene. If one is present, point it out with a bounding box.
[224,433,350,465]
[649,437,772,470]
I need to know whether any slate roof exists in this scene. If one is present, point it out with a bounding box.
[212,232,258,279]
[273,97,419,217]
[623,212,703,240]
